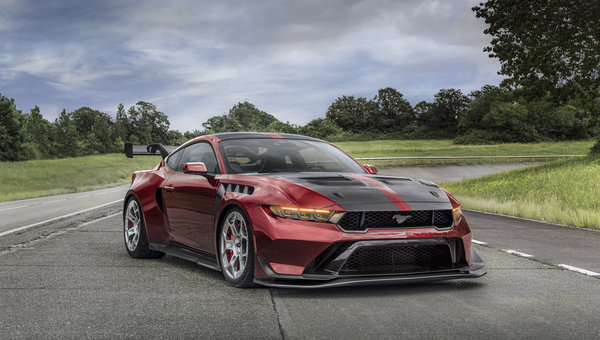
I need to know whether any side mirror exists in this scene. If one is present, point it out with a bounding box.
[363,164,378,174]
[183,162,207,174]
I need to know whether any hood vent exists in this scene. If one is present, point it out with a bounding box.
[371,176,413,185]
[301,176,366,187]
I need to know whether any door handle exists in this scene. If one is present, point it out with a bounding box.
[164,185,175,192]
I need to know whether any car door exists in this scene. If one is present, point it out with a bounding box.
[162,142,220,252]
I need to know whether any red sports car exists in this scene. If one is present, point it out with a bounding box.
[123,132,485,288]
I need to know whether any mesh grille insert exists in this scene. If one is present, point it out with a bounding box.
[340,244,452,274]
[338,210,453,231]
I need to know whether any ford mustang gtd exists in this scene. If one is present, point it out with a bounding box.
[123,132,485,288]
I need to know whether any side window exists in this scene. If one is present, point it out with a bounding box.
[166,149,182,171]
[177,142,219,173]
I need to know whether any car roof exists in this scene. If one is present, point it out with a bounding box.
[211,132,324,142]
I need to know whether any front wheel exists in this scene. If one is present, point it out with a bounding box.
[123,197,164,259]
[218,207,255,288]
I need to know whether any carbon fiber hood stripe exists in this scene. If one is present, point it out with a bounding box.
[263,173,452,211]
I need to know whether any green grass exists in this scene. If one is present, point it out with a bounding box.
[0,139,595,204]
[443,156,600,230]
[0,154,161,202]
[336,139,594,167]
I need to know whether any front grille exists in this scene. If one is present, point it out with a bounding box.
[338,210,452,231]
[339,244,452,274]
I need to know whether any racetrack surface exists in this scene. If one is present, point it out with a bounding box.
[1,213,599,339]
[1,162,599,338]
[0,185,128,236]
[379,162,537,183]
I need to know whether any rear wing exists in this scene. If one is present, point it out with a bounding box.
[124,142,178,159]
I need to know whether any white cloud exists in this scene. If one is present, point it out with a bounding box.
[0,0,503,131]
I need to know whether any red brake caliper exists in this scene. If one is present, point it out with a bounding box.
[228,229,233,261]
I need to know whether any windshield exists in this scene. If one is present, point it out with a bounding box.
[219,138,366,174]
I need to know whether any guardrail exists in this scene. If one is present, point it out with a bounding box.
[354,155,584,160]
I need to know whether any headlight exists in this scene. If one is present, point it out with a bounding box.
[269,205,345,223]
[452,206,462,223]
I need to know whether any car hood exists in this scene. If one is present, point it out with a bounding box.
[264,172,452,211]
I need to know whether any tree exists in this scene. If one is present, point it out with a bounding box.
[372,87,415,133]
[114,103,129,142]
[325,96,372,133]
[202,114,242,133]
[183,129,205,141]
[266,121,298,134]
[481,102,540,142]
[299,118,342,139]
[128,101,170,144]
[22,106,53,159]
[53,109,80,157]
[473,0,600,89]
[228,101,277,131]
[420,89,470,138]
[71,107,119,154]
[458,85,513,135]
[0,94,23,161]
[202,101,277,132]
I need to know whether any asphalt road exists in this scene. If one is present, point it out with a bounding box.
[379,162,536,183]
[1,162,599,338]
[465,210,600,274]
[1,213,598,339]
[0,185,128,236]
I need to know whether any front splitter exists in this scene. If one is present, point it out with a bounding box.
[254,250,486,289]
[254,268,486,288]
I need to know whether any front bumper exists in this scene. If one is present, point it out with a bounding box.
[249,205,484,288]
[254,249,485,288]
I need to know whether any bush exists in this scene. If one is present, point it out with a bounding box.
[454,130,499,145]
[591,138,600,154]
[21,142,42,160]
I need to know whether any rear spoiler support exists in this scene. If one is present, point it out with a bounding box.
[124,143,176,159]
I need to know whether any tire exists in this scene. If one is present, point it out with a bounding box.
[218,207,255,288]
[123,196,164,259]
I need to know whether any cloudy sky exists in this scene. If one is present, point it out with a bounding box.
[0,0,503,131]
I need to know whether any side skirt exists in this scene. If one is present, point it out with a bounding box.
[150,242,220,271]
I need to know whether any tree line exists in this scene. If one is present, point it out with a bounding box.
[1,81,599,162]
[0,98,182,161]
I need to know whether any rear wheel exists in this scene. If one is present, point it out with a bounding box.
[124,197,164,259]
[218,207,255,288]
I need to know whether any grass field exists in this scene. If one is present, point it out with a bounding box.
[443,156,600,230]
[0,154,161,202]
[336,139,593,167]
[0,139,595,203]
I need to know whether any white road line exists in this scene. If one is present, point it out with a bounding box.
[504,249,534,258]
[0,205,29,213]
[472,239,488,245]
[45,199,68,204]
[558,264,600,277]
[0,199,123,237]
[76,212,121,228]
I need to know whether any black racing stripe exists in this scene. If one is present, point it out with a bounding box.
[261,173,399,211]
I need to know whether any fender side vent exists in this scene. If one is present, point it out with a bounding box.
[223,183,254,195]
[155,188,164,210]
